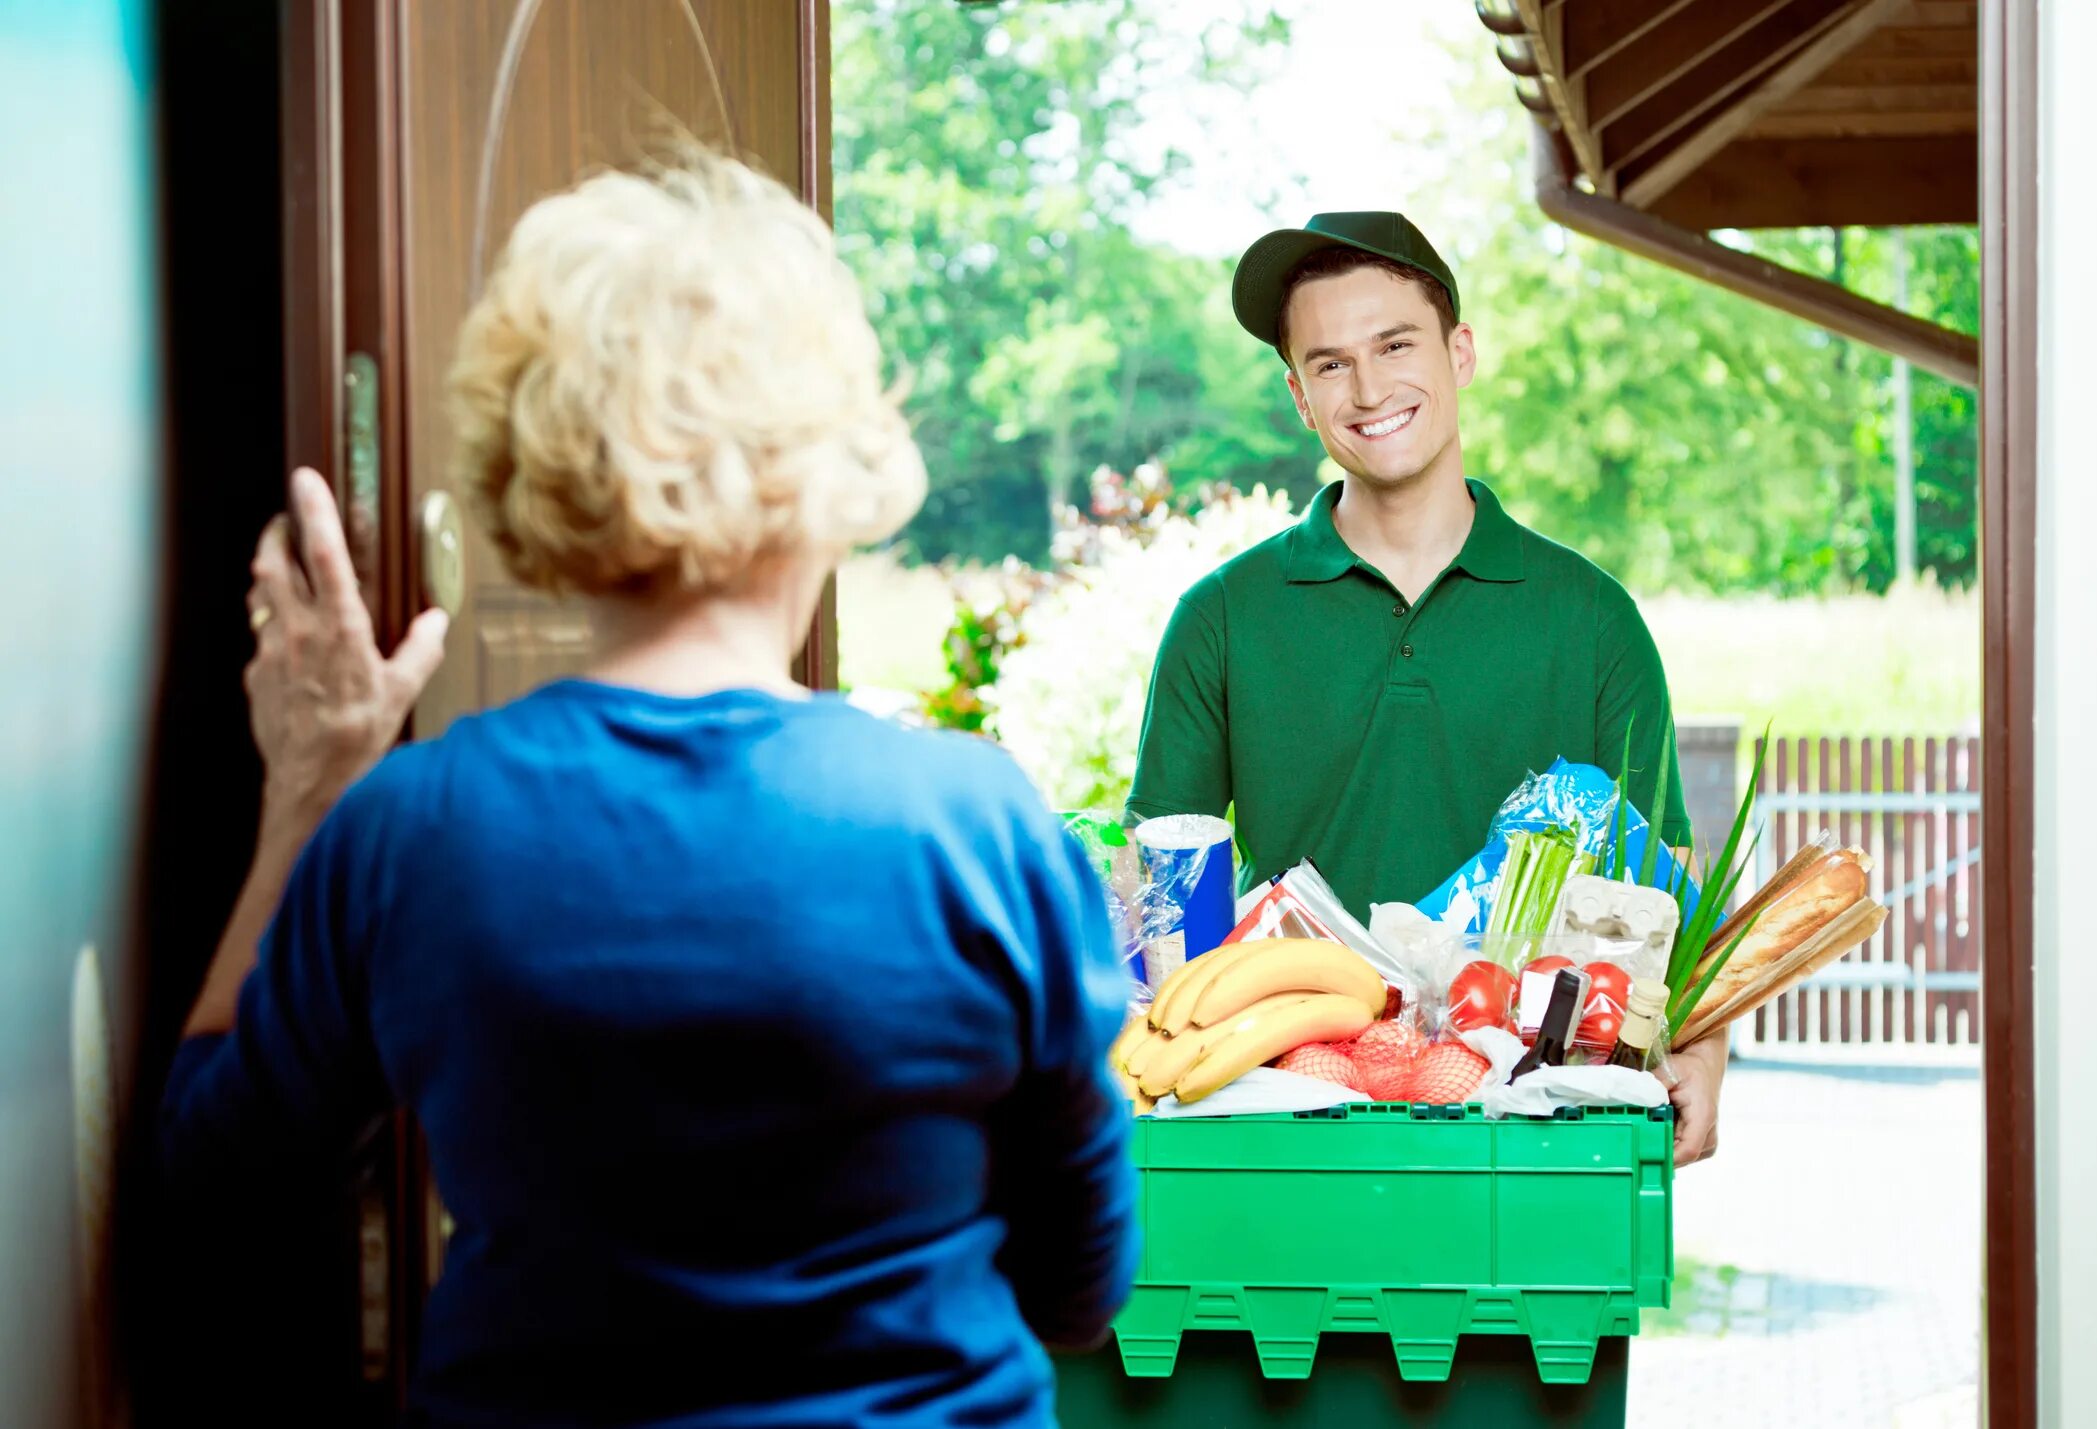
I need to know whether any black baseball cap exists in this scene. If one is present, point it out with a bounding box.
[1231,211,1461,353]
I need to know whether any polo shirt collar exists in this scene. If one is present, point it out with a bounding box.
[1455,479,1526,582]
[1285,477,1527,585]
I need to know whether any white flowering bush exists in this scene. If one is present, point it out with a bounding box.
[986,483,1297,810]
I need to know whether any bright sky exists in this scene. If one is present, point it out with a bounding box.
[1127,0,1492,258]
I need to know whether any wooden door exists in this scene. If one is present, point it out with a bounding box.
[283,1,830,1411]
[395,1,832,735]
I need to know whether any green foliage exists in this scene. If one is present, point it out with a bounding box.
[1609,711,1773,1030]
[832,0,1304,564]
[842,568,1981,738]
[1437,60,1979,594]
[1664,727,1769,1030]
[832,9,1978,594]
[919,560,1053,733]
[934,465,1299,810]
[919,461,1245,741]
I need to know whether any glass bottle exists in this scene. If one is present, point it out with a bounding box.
[1608,979,1670,1071]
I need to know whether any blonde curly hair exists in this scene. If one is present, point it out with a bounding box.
[448,150,925,596]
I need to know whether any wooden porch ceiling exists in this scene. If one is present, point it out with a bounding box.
[1482,0,1977,230]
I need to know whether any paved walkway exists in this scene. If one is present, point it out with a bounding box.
[1628,1059,1982,1427]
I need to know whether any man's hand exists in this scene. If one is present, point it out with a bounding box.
[245,467,449,831]
[1669,1033,1727,1167]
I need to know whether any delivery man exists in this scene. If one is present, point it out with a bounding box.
[1126,212,1724,1165]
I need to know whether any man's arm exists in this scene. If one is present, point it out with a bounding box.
[1126,592,1230,824]
[1666,845,1725,1167]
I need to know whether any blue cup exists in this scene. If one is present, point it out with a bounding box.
[1131,814,1237,978]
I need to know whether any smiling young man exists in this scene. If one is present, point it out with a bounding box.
[1125,212,1725,1165]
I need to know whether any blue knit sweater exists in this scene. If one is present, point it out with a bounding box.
[160,682,1138,1427]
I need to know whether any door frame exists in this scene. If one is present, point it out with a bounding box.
[797,0,840,690]
[281,0,421,1411]
[1979,0,2040,1423]
[285,0,2042,1417]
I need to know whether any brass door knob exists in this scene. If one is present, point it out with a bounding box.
[419,491,465,616]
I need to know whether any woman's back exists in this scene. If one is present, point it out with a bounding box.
[164,682,1136,1427]
[159,148,1135,1427]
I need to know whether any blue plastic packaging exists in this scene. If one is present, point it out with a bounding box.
[1132,814,1237,967]
[1416,759,1701,933]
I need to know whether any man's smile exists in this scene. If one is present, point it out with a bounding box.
[1348,403,1420,439]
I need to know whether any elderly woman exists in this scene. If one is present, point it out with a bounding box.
[160,153,1137,1427]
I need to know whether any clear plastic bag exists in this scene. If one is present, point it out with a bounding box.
[1368,912,1486,1039]
[1503,935,1666,1053]
[1226,861,1414,1013]
[1130,813,1237,969]
[1062,812,1217,990]
[1380,924,1664,1055]
[1228,880,1338,945]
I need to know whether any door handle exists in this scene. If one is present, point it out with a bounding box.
[418,491,465,617]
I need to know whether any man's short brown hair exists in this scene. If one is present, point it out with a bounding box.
[1276,247,1459,366]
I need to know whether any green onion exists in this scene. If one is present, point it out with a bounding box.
[1608,719,1634,883]
[1611,715,1775,1034]
[1671,900,1766,1029]
[1661,723,1773,1020]
[1637,721,1675,890]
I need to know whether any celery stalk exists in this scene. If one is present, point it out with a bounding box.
[1487,824,1593,966]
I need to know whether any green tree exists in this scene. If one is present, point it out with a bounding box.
[1813,226,1980,589]
[832,0,1302,563]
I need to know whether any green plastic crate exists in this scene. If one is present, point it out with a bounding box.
[1107,1102,1673,1388]
[1055,1333,1630,1427]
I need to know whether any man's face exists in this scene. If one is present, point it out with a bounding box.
[1283,267,1475,491]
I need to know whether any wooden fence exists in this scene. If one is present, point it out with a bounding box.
[1730,735,1982,1053]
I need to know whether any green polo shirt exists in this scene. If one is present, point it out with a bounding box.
[1127,479,1690,921]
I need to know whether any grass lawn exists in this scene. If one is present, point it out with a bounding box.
[837,554,955,694]
[837,553,1982,737]
[1640,584,1980,736]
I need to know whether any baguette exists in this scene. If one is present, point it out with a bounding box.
[1690,851,1871,1003]
[1679,900,1888,1044]
[1704,834,1835,956]
[1682,899,1866,1038]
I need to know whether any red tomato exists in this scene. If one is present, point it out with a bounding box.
[1584,961,1631,1014]
[1576,961,1633,1048]
[1577,1008,1624,1050]
[1526,954,1576,978]
[1446,960,1517,1034]
[1576,1003,1618,1049]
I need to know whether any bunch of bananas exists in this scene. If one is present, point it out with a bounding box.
[1108,939,1385,1107]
